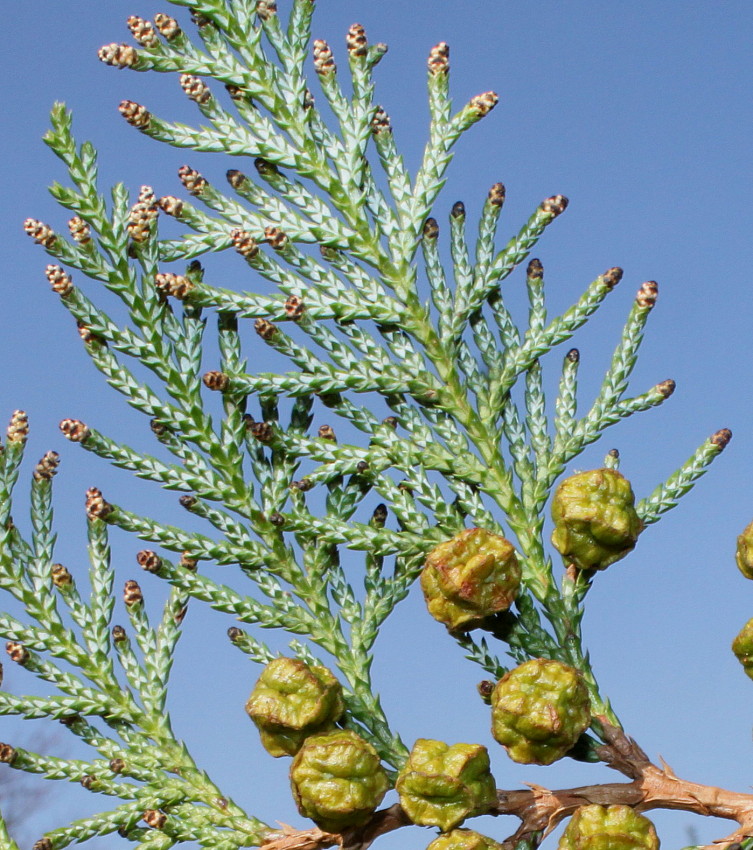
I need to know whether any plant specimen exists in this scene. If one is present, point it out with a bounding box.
[2,3,752,849]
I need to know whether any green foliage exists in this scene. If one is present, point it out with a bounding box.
[1,2,740,849]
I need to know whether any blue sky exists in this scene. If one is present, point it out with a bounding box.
[2,2,753,848]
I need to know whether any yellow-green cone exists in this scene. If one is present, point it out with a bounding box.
[491,659,590,765]
[732,618,753,680]
[290,729,389,832]
[246,657,344,757]
[735,520,753,580]
[558,805,659,850]
[427,829,504,850]
[421,528,521,631]
[551,469,642,571]
[396,739,497,831]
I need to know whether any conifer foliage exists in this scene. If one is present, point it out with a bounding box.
[3,3,752,849]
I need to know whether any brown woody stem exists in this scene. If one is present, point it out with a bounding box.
[266,723,753,850]
[497,722,753,849]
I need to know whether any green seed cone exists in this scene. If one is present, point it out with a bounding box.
[732,618,753,680]
[558,805,659,850]
[246,657,344,757]
[736,520,753,580]
[290,729,389,832]
[421,528,521,631]
[491,659,590,765]
[427,829,504,850]
[396,739,497,831]
[551,469,642,571]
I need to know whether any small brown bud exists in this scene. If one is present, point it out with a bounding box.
[540,195,569,218]
[127,188,158,243]
[567,348,580,363]
[177,165,207,196]
[423,218,439,239]
[202,371,229,392]
[0,744,16,764]
[636,280,659,308]
[346,23,367,56]
[469,91,498,117]
[109,758,126,773]
[318,424,336,441]
[371,106,391,135]
[80,774,96,790]
[136,550,162,573]
[51,563,72,587]
[7,410,29,443]
[356,460,369,473]
[33,451,60,481]
[143,809,167,829]
[428,42,449,75]
[174,605,188,625]
[98,43,138,68]
[251,421,273,442]
[655,379,675,398]
[32,840,52,850]
[371,504,387,526]
[291,478,313,492]
[127,16,158,48]
[45,264,73,296]
[382,416,398,429]
[179,495,197,510]
[256,0,277,20]
[451,202,465,219]
[231,228,259,259]
[180,74,211,104]
[190,11,211,28]
[158,196,184,217]
[227,169,248,190]
[68,216,92,244]
[227,626,243,642]
[59,715,80,727]
[313,40,335,75]
[155,272,194,300]
[254,318,277,340]
[711,428,732,450]
[85,487,112,520]
[112,625,127,643]
[601,267,623,290]
[320,245,339,261]
[76,322,98,345]
[527,258,544,279]
[269,512,285,526]
[123,580,143,607]
[6,642,29,665]
[255,158,279,178]
[154,13,181,40]
[59,418,90,442]
[180,552,198,570]
[119,100,151,129]
[477,680,495,702]
[488,182,506,207]
[284,294,304,319]
[264,226,288,250]
[24,218,57,249]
